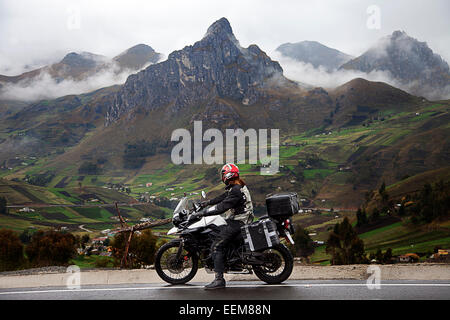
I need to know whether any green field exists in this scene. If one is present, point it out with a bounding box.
[1,100,449,264]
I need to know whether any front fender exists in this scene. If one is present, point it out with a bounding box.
[168,226,179,235]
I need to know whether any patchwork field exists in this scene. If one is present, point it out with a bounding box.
[0,101,448,264]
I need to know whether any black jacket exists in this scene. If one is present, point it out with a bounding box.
[203,184,254,224]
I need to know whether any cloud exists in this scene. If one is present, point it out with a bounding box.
[273,52,450,100]
[0,0,449,76]
[0,62,151,101]
[271,51,401,90]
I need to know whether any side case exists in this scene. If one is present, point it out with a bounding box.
[241,218,279,252]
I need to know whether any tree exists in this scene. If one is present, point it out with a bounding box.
[291,225,315,259]
[356,208,368,227]
[326,217,368,265]
[379,181,389,205]
[398,203,406,216]
[370,208,380,222]
[81,234,90,249]
[0,229,26,271]
[78,162,101,175]
[379,181,386,195]
[133,230,158,266]
[123,140,157,169]
[383,248,393,264]
[19,229,33,244]
[111,229,159,268]
[0,196,8,214]
[25,172,55,186]
[375,249,384,263]
[25,230,77,267]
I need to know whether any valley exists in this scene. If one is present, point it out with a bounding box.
[0,17,448,266]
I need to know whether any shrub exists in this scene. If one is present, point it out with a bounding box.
[19,229,33,244]
[78,162,101,175]
[326,217,368,265]
[25,230,77,267]
[111,229,158,268]
[94,257,112,268]
[0,229,26,271]
[290,225,315,259]
[25,172,55,186]
[123,140,157,169]
[0,197,7,214]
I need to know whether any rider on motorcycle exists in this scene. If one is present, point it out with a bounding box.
[189,163,254,289]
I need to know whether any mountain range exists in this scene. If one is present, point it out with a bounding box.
[107,17,294,125]
[276,31,450,100]
[0,44,162,89]
[0,17,449,209]
[276,40,354,71]
[340,30,450,100]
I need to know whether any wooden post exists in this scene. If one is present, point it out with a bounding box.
[113,203,172,268]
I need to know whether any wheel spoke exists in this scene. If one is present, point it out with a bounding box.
[159,246,194,280]
[260,248,286,277]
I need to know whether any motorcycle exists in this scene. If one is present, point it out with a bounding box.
[154,191,296,285]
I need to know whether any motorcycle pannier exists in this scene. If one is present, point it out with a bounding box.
[241,218,279,252]
[266,192,299,218]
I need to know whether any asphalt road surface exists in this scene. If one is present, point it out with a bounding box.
[1,280,449,300]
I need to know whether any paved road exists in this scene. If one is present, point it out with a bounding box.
[0,280,449,300]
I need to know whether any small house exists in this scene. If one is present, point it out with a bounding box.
[92,236,108,244]
[398,253,419,263]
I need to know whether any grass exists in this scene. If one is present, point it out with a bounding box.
[70,255,115,269]
[359,220,450,256]
[303,169,335,180]
[49,188,82,204]
[358,222,403,240]
[308,214,450,263]
[72,207,112,221]
[1,101,449,263]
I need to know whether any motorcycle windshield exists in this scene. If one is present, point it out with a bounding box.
[173,197,188,217]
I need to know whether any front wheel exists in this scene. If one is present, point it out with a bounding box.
[154,241,198,284]
[253,243,294,284]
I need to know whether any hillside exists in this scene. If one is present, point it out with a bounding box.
[0,18,448,264]
[0,44,162,101]
[0,177,170,234]
[2,82,447,209]
[0,45,162,85]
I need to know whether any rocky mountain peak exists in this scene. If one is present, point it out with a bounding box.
[123,44,156,55]
[391,30,407,40]
[340,30,450,99]
[60,52,106,69]
[113,44,162,71]
[276,40,353,71]
[205,17,234,37]
[106,18,287,125]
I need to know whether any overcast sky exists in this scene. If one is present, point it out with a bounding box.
[0,0,449,75]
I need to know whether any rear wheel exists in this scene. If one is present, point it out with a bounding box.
[253,243,293,284]
[154,241,198,284]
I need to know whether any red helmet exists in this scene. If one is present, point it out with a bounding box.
[221,163,239,184]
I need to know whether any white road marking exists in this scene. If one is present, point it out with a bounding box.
[1,282,449,295]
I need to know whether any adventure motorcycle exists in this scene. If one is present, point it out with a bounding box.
[154,191,297,285]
